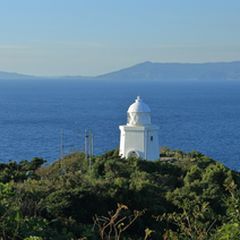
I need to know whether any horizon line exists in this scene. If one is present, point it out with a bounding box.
[0,59,240,78]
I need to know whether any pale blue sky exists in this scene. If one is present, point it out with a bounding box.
[0,0,240,76]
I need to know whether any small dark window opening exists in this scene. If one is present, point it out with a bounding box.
[150,136,153,141]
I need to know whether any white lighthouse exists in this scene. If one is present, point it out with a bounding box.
[119,96,159,160]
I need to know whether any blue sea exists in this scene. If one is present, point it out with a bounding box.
[0,79,240,171]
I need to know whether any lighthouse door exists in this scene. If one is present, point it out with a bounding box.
[127,150,140,159]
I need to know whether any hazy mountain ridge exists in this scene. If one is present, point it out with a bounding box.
[1,61,240,81]
[96,61,240,81]
[0,71,37,80]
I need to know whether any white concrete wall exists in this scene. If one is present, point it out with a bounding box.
[119,125,159,160]
[146,127,159,160]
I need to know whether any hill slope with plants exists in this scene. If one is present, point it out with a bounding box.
[0,148,239,239]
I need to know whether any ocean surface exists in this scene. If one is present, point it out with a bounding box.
[0,79,240,171]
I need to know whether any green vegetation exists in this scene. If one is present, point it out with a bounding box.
[0,148,239,239]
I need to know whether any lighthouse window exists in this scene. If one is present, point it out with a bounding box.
[150,136,153,141]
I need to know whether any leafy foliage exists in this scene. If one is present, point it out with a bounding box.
[0,149,239,239]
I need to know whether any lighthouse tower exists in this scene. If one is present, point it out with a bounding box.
[119,96,159,160]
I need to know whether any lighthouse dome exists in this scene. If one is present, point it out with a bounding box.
[127,96,151,126]
[128,96,151,113]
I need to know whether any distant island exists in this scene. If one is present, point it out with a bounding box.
[0,71,36,80]
[1,61,240,81]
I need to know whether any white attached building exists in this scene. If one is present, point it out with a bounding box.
[119,96,159,160]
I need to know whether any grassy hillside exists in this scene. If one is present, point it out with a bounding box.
[0,148,239,239]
